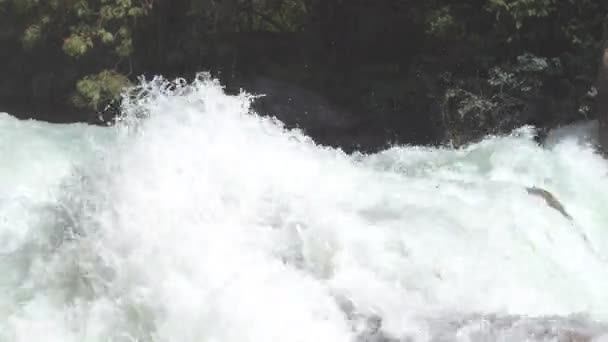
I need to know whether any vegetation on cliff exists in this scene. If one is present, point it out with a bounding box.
[1,0,607,147]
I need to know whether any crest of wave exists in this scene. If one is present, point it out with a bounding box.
[4,73,608,341]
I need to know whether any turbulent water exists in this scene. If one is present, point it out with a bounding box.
[2,74,608,342]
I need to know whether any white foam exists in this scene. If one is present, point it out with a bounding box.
[545,120,599,148]
[1,76,608,341]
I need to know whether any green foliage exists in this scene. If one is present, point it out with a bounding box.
[21,24,41,48]
[425,6,462,39]
[3,0,151,109]
[63,33,93,57]
[482,0,607,50]
[486,0,555,29]
[71,70,131,110]
[13,0,149,57]
[252,0,307,32]
[114,35,132,57]
[98,29,114,44]
[1,0,608,118]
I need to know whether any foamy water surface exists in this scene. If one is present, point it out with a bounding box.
[1,75,608,341]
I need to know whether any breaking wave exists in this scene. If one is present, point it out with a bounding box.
[1,74,608,341]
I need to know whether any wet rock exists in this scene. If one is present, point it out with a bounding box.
[239,76,404,152]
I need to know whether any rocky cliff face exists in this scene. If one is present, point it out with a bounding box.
[2,47,601,155]
[596,41,608,155]
[240,76,436,153]
[236,51,597,153]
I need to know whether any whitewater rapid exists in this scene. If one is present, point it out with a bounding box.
[2,74,608,341]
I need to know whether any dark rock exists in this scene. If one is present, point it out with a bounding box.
[239,76,415,153]
[596,40,608,155]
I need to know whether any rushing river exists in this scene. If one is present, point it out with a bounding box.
[1,75,608,341]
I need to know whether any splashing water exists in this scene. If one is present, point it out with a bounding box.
[2,74,608,341]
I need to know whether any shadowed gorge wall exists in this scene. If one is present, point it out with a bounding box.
[1,0,608,151]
